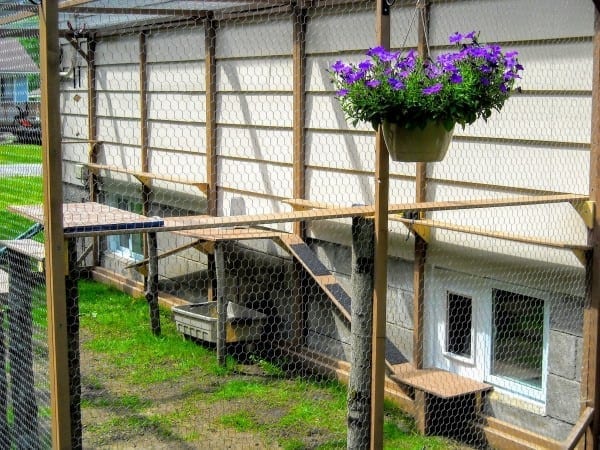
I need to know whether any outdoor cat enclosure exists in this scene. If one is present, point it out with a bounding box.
[0,0,599,449]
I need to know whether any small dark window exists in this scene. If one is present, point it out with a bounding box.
[446,292,472,357]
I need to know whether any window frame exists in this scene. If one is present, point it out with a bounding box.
[105,193,144,262]
[444,290,475,364]
[483,284,550,405]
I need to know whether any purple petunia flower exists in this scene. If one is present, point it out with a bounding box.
[449,32,463,44]
[422,83,443,95]
[465,31,478,41]
[331,60,347,73]
[480,77,490,86]
[344,70,365,84]
[450,72,463,84]
[366,79,381,88]
[366,46,398,63]
[336,88,349,97]
[499,84,508,93]
[358,60,374,71]
[388,78,405,90]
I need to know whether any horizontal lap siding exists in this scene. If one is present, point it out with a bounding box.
[146,27,207,198]
[215,18,294,216]
[302,1,593,268]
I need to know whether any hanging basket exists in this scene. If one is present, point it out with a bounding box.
[381,121,454,162]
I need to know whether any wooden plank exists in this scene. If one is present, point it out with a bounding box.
[293,5,307,238]
[205,16,218,216]
[394,217,592,252]
[174,227,283,242]
[563,406,594,450]
[391,363,492,399]
[39,0,73,447]
[50,193,588,238]
[85,163,209,193]
[581,7,600,449]
[9,203,164,235]
[0,240,45,262]
[124,239,208,274]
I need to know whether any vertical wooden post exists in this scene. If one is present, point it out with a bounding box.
[582,4,600,448]
[87,36,98,203]
[140,31,151,217]
[348,217,375,449]
[65,238,82,449]
[205,15,218,217]
[413,0,430,374]
[39,1,73,448]
[145,232,161,335]
[371,1,390,449]
[86,36,100,267]
[292,5,307,238]
[215,243,227,366]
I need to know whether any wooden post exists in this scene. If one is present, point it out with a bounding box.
[413,0,430,373]
[348,217,375,449]
[6,249,39,449]
[371,1,390,449]
[87,36,98,203]
[292,5,307,238]
[145,232,161,335]
[86,36,100,267]
[582,4,600,448]
[205,15,218,217]
[215,242,227,366]
[65,238,82,449]
[39,1,73,447]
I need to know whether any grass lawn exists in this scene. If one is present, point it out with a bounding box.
[0,143,42,165]
[0,143,43,239]
[76,280,466,449]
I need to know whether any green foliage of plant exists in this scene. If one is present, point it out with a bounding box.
[329,32,523,131]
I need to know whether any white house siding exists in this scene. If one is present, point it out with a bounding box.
[215,18,294,229]
[58,1,596,441]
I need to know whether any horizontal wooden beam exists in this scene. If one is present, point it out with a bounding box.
[85,163,208,194]
[59,193,588,238]
[392,217,591,252]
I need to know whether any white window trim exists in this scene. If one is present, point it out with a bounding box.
[443,290,476,366]
[106,194,144,262]
[482,282,550,406]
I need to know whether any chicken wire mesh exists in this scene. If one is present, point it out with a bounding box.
[0,0,596,448]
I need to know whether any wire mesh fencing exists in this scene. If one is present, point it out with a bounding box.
[0,0,596,448]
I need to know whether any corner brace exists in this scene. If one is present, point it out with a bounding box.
[573,200,595,229]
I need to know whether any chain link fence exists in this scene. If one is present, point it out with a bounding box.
[0,0,596,448]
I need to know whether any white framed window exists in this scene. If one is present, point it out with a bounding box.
[106,193,144,261]
[445,291,473,361]
[485,288,549,404]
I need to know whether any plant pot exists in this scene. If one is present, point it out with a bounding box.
[381,121,454,162]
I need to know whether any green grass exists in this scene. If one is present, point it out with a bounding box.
[77,280,464,449]
[0,176,43,240]
[0,143,42,165]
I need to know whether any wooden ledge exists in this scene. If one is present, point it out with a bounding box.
[0,239,45,262]
[85,163,209,194]
[391,363,492,399]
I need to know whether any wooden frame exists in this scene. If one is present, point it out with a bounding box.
[29,1,600,448]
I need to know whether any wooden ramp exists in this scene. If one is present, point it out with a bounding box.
[275,233,407,369]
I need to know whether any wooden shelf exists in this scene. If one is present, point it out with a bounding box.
[391,363,492,399]
[85,163,208,194]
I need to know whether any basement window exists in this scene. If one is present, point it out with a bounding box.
[446,292,473,358]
